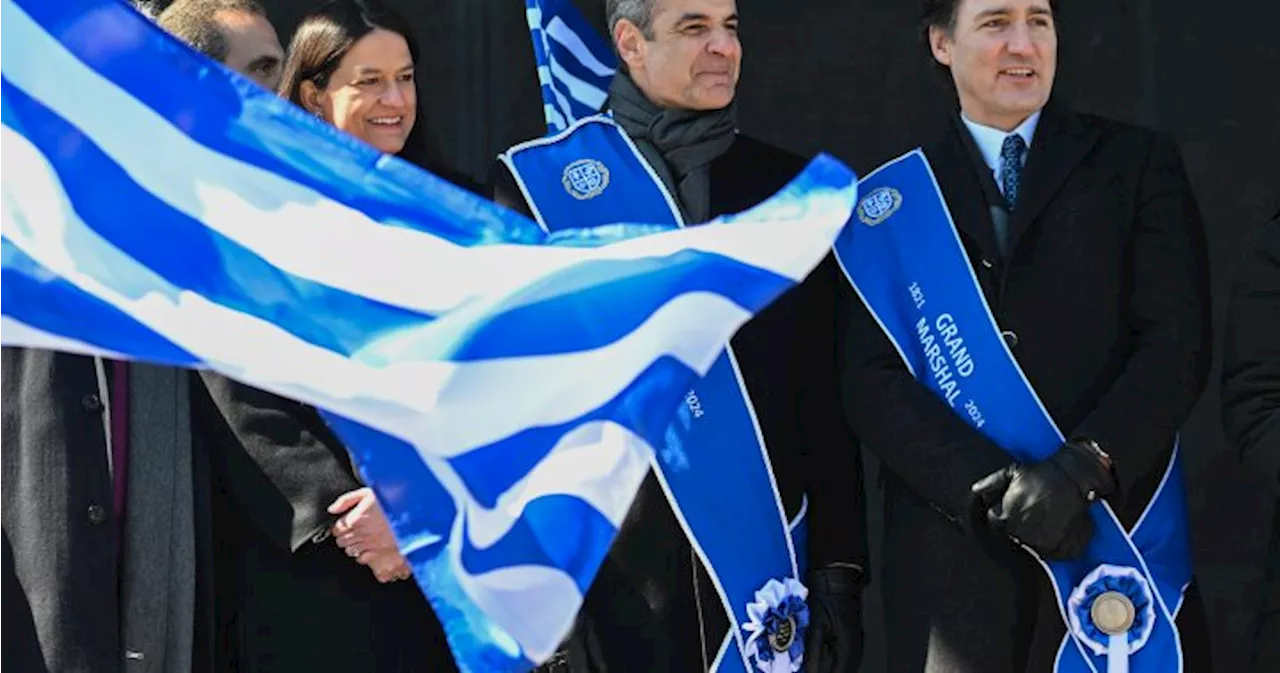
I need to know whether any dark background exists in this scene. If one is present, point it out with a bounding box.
[167,0,1280,669]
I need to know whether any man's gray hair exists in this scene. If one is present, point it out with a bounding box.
[606,0,658,39]
[157,0,268,63]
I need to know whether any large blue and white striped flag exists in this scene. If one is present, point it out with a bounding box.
[1,0,856,670]
[524,0,616,132]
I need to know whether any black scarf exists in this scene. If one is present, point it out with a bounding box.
[608,72,738,223]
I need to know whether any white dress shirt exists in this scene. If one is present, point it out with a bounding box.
[961,111,1041,196]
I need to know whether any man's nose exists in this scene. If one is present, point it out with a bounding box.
[706,27,739,57]
[1007,24,1035,55]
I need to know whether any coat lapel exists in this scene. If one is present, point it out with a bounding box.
[1007,103,1100,251]
[924,119,1004,263]
[122,363,194,672]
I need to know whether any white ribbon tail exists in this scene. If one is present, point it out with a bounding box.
[1106,633,1128,673]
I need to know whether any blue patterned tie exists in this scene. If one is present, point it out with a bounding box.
[1000,133,1027,212]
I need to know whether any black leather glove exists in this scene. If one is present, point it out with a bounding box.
[804,564,864,673]
[971,440,1116,560]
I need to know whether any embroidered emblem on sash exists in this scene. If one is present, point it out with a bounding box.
[856,186,902,226]
[562,158,610,200]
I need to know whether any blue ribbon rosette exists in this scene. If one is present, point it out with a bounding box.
[1067,564,1157,673]
[741,577,810,673]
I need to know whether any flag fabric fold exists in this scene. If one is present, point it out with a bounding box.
[1,0,857,670]
[523,0,616,133]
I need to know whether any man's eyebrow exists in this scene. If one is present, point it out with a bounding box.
[972,7,1012,21]
[672,12,738,26]
[673,12,710,25]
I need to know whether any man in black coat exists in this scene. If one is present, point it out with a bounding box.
[490,1,867,671]
[0,6,288,671]
[1222,208,1280,672]
[839,0,1212,671]
[1,351,208,673]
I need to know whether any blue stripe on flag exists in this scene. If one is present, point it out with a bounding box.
[445,253,790,361]
[0,239,199,365]
[460,494,615,592]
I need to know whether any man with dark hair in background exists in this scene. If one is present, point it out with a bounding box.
[839,0,1213,670]
[0,3,239,670]
[158,0,284,90]
[0,5,287,672]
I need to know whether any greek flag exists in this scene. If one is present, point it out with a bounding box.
[0,0,857,671]
[524,0,616,132]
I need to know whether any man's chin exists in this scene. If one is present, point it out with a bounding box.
[689,88,737,112]
[998,92,1052,117]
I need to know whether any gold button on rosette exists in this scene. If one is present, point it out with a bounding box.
[1090,590,1136,635]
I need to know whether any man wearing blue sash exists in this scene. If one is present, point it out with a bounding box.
[836,0,1212,671]
[490,1,867,671]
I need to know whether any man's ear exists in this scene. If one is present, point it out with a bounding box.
[929,25,954,68]
[614,19,647,73]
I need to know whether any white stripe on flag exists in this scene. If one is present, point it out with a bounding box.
[536,63,556,87]
[458,560,584,663]
[547,58,609,111]
[546,16,615,77]
[461,419,651,548]
[543,103,568,131]
[538,63,580,126]
[525,4,543,29]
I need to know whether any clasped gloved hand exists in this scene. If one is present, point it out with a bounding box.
[971,440,1116,560]
[804,564,864,673]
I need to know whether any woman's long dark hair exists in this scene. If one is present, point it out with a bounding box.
[278,0,441,169]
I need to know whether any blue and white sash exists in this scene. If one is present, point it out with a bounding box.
[832,150,1192,673]
[501,116,810,673]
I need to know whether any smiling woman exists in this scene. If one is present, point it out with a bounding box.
[189,2,465,672]
[278,0,434,164]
